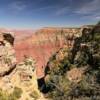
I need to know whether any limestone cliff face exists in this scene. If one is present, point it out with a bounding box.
[14,27,80,78]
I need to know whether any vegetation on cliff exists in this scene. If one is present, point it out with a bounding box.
[45,22,100,100]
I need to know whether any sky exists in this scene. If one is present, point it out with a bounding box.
[0,0,100,29]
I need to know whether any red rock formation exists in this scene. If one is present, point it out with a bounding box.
[14,27,80,78]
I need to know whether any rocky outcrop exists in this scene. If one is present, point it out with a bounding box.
[0,32,45,100]
[0,33,16,77]
[0,56,44,100]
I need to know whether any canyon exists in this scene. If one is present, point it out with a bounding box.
[0,24,99,100]
[0,27,81,78]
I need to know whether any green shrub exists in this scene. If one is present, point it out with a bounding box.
[10,87,22,99]
[0,89,8,100]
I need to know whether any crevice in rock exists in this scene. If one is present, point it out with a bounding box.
[0,64,16,77]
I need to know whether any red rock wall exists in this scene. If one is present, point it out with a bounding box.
[14,27,80,78]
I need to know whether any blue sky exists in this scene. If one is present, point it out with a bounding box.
[0,0,100,29]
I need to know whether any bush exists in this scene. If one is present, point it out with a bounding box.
[10,87,22,99]
[29,90,40,100]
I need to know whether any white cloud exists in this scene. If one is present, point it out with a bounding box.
[32,6,56,12]
[78,13,100,21]
[95,16,100,20]
[55,7,69,15]
[74,0,100,14]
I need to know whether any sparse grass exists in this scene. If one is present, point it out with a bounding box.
[9,87,23,99]
[0,87,23,100]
